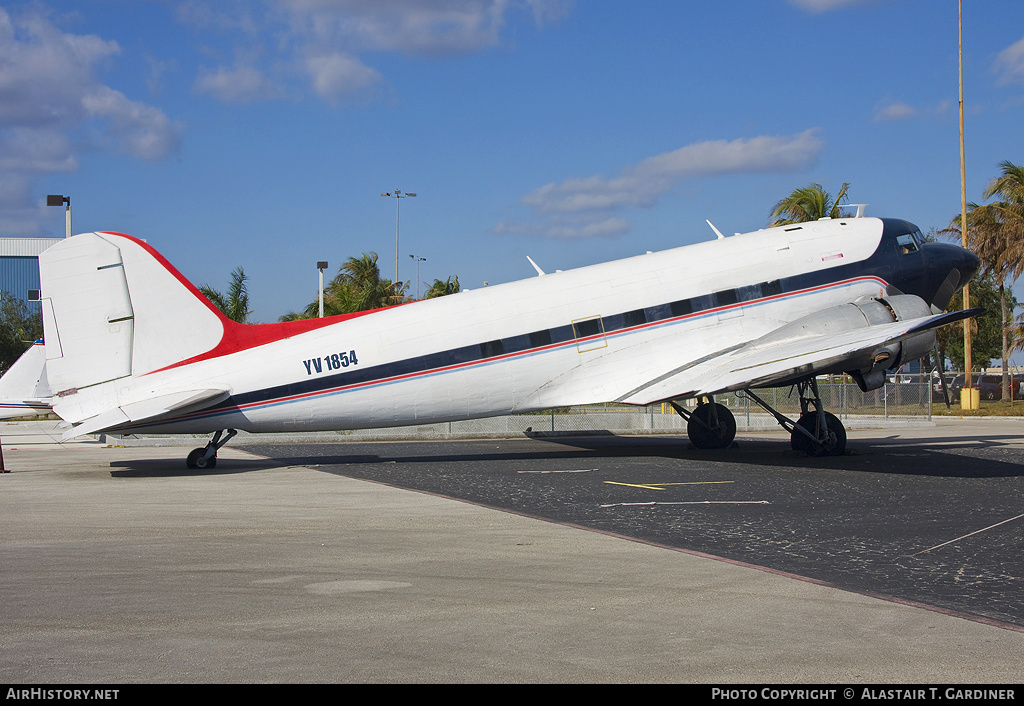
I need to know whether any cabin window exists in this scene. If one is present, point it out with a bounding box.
[691,294,715,312]
[714,289,739,307]
[644,303,672,322]
[572,317,603,339]
[480,340,504,358]
[670,299,692,317]
[736,284,762,302]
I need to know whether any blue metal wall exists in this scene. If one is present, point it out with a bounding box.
[0,256,43,309]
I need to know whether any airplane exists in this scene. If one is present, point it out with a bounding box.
[0,341,53,420]
[36,215,980,467]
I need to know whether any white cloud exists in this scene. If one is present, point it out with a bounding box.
[523,131,824,215]
[501,131,823,239]
[872,98,952,123]
[994,35,1024,86]
[287,0,509,56]
[545,216,631,240]
[787,0,877,11]
[81,86,182,160]
[304,52,383,100]
[0,8,180,234]
[182,0,571,103]
[194,64,287,103]
[873,101,916,122]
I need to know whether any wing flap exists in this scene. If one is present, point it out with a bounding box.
[62,388,230,440]
[619,308,980,405]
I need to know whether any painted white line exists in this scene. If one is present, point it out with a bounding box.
[600,500,769,508]
[911,513,1024,556]
[517,468,597,474]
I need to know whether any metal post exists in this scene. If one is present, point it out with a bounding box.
[47,195,71,238]
[410,255,426,300]
[317,261,328,318]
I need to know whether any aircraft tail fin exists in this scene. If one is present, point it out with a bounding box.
[38,232,228,425]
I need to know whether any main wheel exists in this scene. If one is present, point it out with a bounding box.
[790,412,846,456]
[687,403,736,450]
[186,448,217,469]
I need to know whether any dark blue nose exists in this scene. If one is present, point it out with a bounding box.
[922,242,981,310]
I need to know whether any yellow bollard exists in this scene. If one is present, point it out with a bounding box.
[960,387,980,410]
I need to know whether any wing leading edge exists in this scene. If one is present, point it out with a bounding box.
[617,308,982,406]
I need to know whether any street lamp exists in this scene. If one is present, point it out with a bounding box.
[47,194,71,238]
[317,261,329,318]
[381,190,416,287]
[409,254,426,299]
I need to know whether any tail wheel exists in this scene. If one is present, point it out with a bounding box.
[687,403,737,449]
[791,412,846,456]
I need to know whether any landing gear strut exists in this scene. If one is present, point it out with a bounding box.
[671,396,737,449]
[744,379,846,456]
[186,429,237,469]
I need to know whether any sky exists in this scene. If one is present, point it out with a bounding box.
[2,0,1023,324]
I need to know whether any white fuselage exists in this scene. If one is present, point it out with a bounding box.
[120,218,889,435]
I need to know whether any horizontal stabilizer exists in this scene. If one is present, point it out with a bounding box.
[0,342,52,420]
[62,388,230,440]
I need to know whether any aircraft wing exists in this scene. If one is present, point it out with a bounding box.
[61,388,230,440]
[618,309,980,405]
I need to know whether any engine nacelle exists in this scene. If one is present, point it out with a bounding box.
[752,294,936,393]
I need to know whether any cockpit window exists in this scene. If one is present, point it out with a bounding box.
[881,218,927,255]
[897,233,920,254]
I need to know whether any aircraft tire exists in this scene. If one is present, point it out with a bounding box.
[791,412,846,456]
[186,448,217,469]
[687,403,736,449]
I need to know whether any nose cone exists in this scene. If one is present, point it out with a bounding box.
[925,243,981,311]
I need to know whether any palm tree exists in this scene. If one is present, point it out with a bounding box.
[947,161,1024,400]
[200,266,251,323]
[333,252,405,311]
[770,183,851,225]
[282,252,409,320]
[0,292,43,374]
[423,275,460,299]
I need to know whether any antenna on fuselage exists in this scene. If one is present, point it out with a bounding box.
[846,204,868,218]
[526,256,546,276]
[706,220,726,239]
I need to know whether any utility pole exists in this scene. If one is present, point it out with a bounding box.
[959,0,973,394]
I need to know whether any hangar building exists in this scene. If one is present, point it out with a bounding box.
[0,238,63,307]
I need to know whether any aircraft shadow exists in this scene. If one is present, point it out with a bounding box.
[109,456,280,478]
[239,431,1024,479]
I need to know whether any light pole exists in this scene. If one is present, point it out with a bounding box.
[409,254,426,299]
[47,194,71,238]
[381,190,416,288]
[317,261,329,318]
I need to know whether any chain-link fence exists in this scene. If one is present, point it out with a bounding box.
[330,374,933,440]
[108,375,935,445]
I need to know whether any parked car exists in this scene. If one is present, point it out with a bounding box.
[939,373,1024,401]
[932,373,963,402]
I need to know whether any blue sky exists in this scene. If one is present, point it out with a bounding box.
[3,0,1023,323]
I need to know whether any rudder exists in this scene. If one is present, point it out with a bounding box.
[39,232,226,423]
